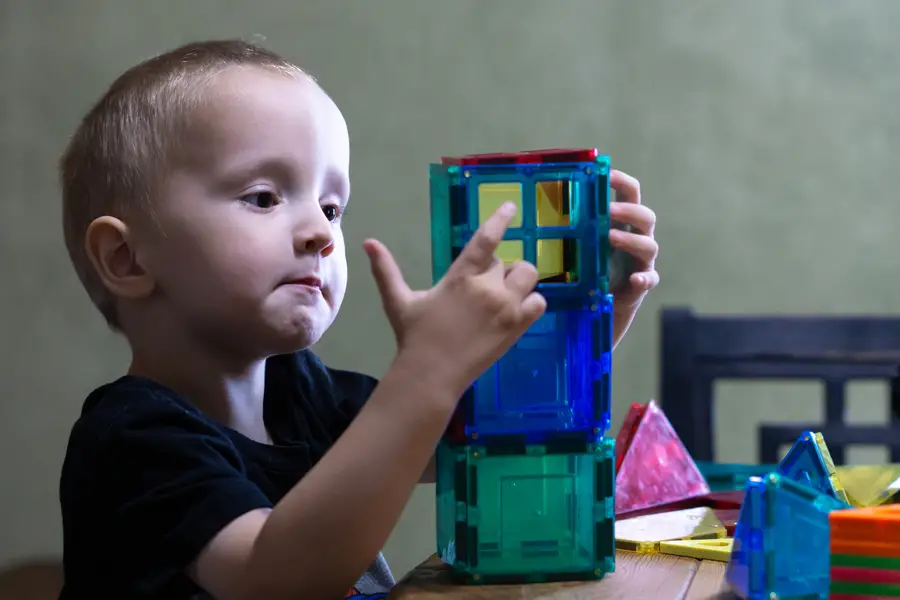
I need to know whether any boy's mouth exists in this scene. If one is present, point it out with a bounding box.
[281,276,323,290]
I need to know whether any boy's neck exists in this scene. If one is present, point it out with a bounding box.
[127,337,271,445]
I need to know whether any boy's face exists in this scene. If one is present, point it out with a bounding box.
[136,68,351,357]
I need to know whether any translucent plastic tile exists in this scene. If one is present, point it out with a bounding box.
[477,182,523,228]
[835,464,900,507]
[448,298,612,444]
[715,508,741,536]
[659,538,733,562]
[441,147,602,166]
[696,461,779,493]
[725,472,850,600]
[428,153,612,312]
[831,504,900,546]
[435,437,615,584]
[831,564,900,585]
[615,400,709,515]
[614,402,646,472]
[832,539,900,559]
[614,506,726,553]
[830,580,900,597]
[777,430,850,504]
[832,553,900,570]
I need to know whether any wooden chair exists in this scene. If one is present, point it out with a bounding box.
[659,307,900,465]
[0,559,63,600]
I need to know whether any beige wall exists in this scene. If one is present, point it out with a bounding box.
[3,0,900,578]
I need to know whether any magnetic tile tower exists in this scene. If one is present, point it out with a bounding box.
[430,148,617,584]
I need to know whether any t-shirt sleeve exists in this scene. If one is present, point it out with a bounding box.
[67,389,272,581]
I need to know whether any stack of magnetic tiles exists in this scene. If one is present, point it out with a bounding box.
[830,503,900,598]
[429,148,620,584]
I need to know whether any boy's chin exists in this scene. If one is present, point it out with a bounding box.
[264,320,330,355]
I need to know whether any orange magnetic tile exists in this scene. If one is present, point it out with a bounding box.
[830,504,900,543]
[830,503,900,522]
[830,539,900,559]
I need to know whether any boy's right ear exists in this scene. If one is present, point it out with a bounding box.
[84,216,156,300]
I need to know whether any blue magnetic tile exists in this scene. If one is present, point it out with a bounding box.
[777,430,850,504]
[726,473,850,600]
[460,296,613,442]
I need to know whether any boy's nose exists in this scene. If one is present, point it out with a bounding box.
[294,205,335,256]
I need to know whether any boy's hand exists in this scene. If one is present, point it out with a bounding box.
[609,170,659,346]
[364,202,546,398]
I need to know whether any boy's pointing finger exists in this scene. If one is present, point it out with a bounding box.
[451,202,517,276]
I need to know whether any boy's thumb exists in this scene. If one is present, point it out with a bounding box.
[364,239,411,310]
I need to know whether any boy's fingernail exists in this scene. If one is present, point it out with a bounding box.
[500,202,517,216]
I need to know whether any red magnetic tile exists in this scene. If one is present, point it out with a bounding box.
[831,565,900,584]
[615,491,743,521]
[615,400,710,515]
[704,491,744,509]
[615,403,647,472]
[441,148,599,166]
[441,152,520,166]
[518,148,599,163]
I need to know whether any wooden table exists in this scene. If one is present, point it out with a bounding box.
[389,551,735,600]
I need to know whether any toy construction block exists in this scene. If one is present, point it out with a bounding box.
[659,538,734,562]
[834,464,900,507]
[830,580,900,597]
[444,296,613,446]
[776,430,851,505]
[833,553,900,570]
[431,149,616,445]
[696,461,779,493]
[430,148,624,310]
[831,504,900,560]
[614,402,647,472]
[615,400,709,515]
[725,472,850,600]
[828,505,900,598]
[831,563,900,599]
[435,437,615,584]
[614,506,726,554]
[607,490,743,531]
[714,509,741,536]
[830,553,900,598]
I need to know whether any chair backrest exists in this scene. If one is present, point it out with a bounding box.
[0,559,63,600]
[659,307,900,464]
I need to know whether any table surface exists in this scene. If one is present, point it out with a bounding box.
[388,551,735,600]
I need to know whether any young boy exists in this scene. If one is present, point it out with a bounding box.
[57,39,659,600]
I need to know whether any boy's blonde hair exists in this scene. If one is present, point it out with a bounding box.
[60,39,310,329]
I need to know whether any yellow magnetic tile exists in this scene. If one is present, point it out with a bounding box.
[614,506,726,552]
[811,432,852,506]
[478,182,522,228]
[658,538,734,562]
[834,464,900,508]
[614,539,659,554]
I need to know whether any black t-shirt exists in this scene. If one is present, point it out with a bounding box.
[58,350,393,599]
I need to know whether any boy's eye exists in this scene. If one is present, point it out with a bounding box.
[242,191,278,209]
[322,204,341,222]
